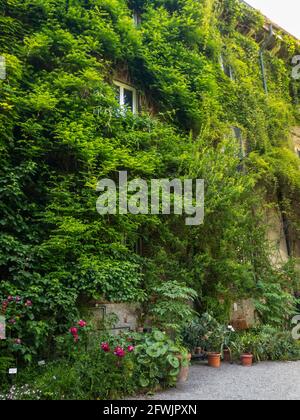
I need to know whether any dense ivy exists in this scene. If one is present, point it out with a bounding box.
[0,0,300,358]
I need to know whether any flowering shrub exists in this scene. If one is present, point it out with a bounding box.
[31,327,138,399]
[0,323,188,400]
[0,294,49,363]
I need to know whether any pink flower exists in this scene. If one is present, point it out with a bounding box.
[114,346,126,358]
[14,339,22,345]
[15,296,21,303]
[73,335,79,343]
[69,327,78,336]
[7,296,14,302]
[127,345,135,353]
[77,320,87,328]
[2,300,8,308]
[9,319,16,324]
[25,300,32,307]
[101,342,110,352]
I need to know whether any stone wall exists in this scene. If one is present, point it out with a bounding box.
[83,302,139,333]
[266,206,289,266]
[230,299,256,330]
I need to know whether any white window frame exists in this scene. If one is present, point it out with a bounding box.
[113,80,138,114]
[220,54,234,81]
[133,11,141,26]
[231,126,246,159]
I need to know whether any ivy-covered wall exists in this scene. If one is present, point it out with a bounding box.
[0,0,300,349]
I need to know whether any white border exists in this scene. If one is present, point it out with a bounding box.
[113,80,137,114]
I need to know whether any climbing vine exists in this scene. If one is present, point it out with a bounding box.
[0,0,300,358]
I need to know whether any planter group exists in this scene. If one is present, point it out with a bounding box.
[206,350,253,368]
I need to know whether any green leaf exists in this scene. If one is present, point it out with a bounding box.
[139,376,150,388]
[146,343,164,358]
[167,355,180,368]
[169,367,180,377]
[153,331,166,342]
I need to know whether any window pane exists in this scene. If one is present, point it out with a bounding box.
[124,88,133,112]
[115,85,121,105]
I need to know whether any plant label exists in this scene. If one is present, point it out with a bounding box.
[9,368,17,375]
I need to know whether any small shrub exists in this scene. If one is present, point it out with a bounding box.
[231,326,300,362]
[1,322,188,400]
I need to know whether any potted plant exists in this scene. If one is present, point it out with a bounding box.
[241,353,253,367]
[222,325,235,363]
[206,330,225,368]
[240,335,254,367]
[232,333,254,367]
[202,316,226,368]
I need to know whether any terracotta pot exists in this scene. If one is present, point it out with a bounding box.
[241,353,253,367]
[208,352,221,368]
[223,349,231,363]
[177,353,192,383]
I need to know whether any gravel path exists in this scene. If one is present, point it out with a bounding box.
[134,361,300,400]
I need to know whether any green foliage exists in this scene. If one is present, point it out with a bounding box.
[149,281,197,333]
[1,0,300,364]
[231,326,300,362]
[255,281,297,328]
[133,329,184,389]
[0,356,13,380]
[0,325,188,400]
[181,313,226,353]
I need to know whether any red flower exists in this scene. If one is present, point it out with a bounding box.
[114,346,126,358]
[77,320,87,328]
[25,300,33,307]
[1,300,8,312]
[101,342,110,352]
[73,335,79,343]
[127,345,135,353]
[69,327,78,336]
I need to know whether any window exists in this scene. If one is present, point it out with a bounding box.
[232,126,246,159]
[231,127,246,172]
[133,11,142,26]
[220,54,234,80]
[113,80,138,114]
